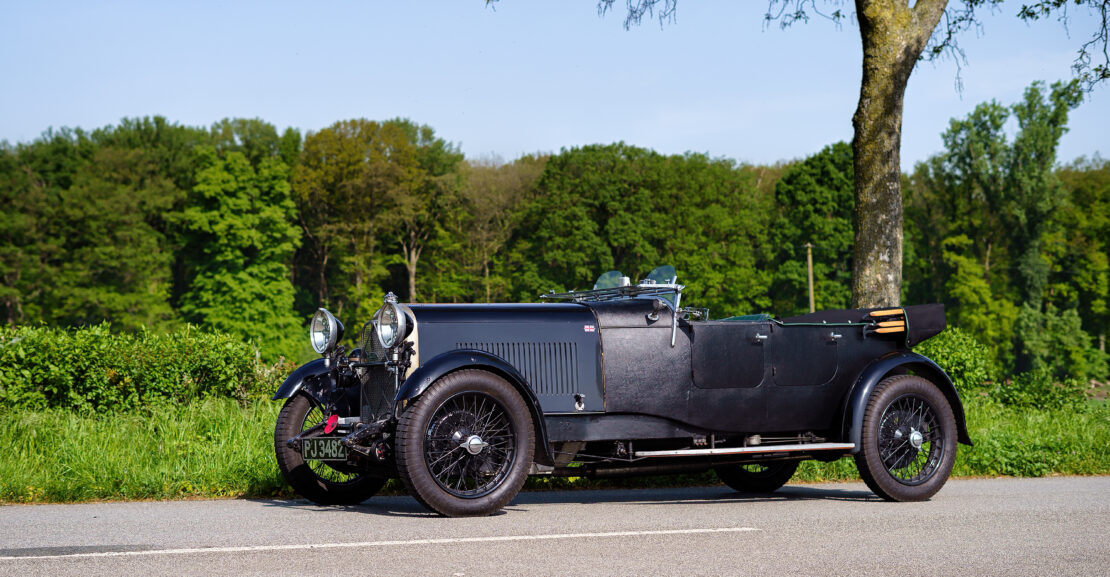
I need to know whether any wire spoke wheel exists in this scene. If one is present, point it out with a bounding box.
[877,395,943,485]
[396,369,535,517]
[855,375,958,502]
[424,392,516,498]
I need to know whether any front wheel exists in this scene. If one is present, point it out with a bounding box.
[395,369,535,517]
[854,375,957,502]
[715,460,799,493]
[274,394,387,505]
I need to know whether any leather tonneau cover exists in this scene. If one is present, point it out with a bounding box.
[904,303,946,347]
[781,303,947,348]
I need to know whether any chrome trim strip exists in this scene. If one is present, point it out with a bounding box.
[633,442,856,458]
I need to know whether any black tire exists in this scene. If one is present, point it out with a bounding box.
[854,375,958,502]
[395,369,535,517]
[715,460,800,493]
[274,394,387,505]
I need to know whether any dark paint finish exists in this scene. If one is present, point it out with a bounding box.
[407,303,604,414]
[841,352,973,451]
[394,348,556,466]
[691,322,769,389]
[271,357,330,402]
[545,413,707,442]
[394,297,968,447]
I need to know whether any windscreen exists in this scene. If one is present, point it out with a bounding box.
[644,265,677,285]
[593,270,623,290]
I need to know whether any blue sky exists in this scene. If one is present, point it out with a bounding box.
[2,1,1107,170]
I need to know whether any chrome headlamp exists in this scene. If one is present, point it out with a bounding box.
[309,308,344,354]
[373,293,408,349]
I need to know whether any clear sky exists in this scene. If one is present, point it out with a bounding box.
[2,1,1107,170]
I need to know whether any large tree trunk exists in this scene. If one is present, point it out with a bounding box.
[851,0,947,308]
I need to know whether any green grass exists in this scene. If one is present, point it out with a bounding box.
[0,399,290,503]
[1,397,1107,503]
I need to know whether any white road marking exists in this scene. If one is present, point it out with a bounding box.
[0,527,760,561]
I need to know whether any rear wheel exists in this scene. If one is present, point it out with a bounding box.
[715,460,799,493]
[396,370,534,517]
[274,394,387,505]
[854,375,957,501]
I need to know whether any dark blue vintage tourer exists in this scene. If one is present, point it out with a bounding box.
[274,266,970,516]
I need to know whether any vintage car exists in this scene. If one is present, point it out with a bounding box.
[273,266,970,517]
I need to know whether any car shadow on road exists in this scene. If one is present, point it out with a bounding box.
[509,484,879,507]
[254,484,877,518]
[254,497,436,518]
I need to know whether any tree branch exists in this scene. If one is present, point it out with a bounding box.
[598,0,679,30]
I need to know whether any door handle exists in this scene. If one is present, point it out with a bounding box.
[754,333,768,341]
[829,332,843,340]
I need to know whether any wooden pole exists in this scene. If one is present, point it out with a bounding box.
[806,242,815,313]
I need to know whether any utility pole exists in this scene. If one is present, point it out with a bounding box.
[805,242,815,313]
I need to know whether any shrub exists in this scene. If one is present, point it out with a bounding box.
[915,327,997,394]
[0,324,286,412]
[1014,304,1108,382]
[992,369,1087,410]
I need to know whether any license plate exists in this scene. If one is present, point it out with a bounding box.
[301,437,347,461]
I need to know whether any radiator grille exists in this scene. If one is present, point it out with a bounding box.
[359,321,387,362]
[457,342,578,396]
[360,366,395,422]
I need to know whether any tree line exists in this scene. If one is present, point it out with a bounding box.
[0,82,1106,380]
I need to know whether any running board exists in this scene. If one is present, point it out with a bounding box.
[634,442,855,458]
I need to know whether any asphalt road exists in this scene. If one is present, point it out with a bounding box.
[0,476,1107,577]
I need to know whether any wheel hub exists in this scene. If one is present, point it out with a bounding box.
[462,434,489,455]
[909,429,924,450]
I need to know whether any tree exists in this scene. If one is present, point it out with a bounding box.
[292,118,462,319]
[905,81,1095,372]
[386,120,465,302]
[292,119,396,320]
[422,155,547,303]
[505,143,773,316]
[770,142,855,315]
[0,119,207,330]
[597,0,1110,307]
[938,81,1082,309]
[210,117,301,170]
[177,147,303,361]
[1052,157,1110,352]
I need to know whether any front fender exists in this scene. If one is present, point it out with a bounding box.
[842,352,973,452]
[396,349,554,466]
[272,358,332,406]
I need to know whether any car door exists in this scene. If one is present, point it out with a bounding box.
[685,320,770,432]
[764,324,843,431]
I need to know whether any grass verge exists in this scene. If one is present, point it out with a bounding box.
[1,397,1107,503]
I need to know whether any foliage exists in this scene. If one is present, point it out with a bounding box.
[938,235,1020,368]
[0,324,284,412]
[176,146,304,362]
[0,398,291,503]
[2,395,1106,503]
[915,327,997,393]
[1013,304,1109,382]
[505,143,774,317]
[1,91,1107,390]
[992,369,1088,410]
[422,155,547,303]
[1051,157,1110,347]
[0,120,208,330]
[770,141,854,315]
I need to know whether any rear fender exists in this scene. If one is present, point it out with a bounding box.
[396,349,555,466]
[842,352,973,452]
